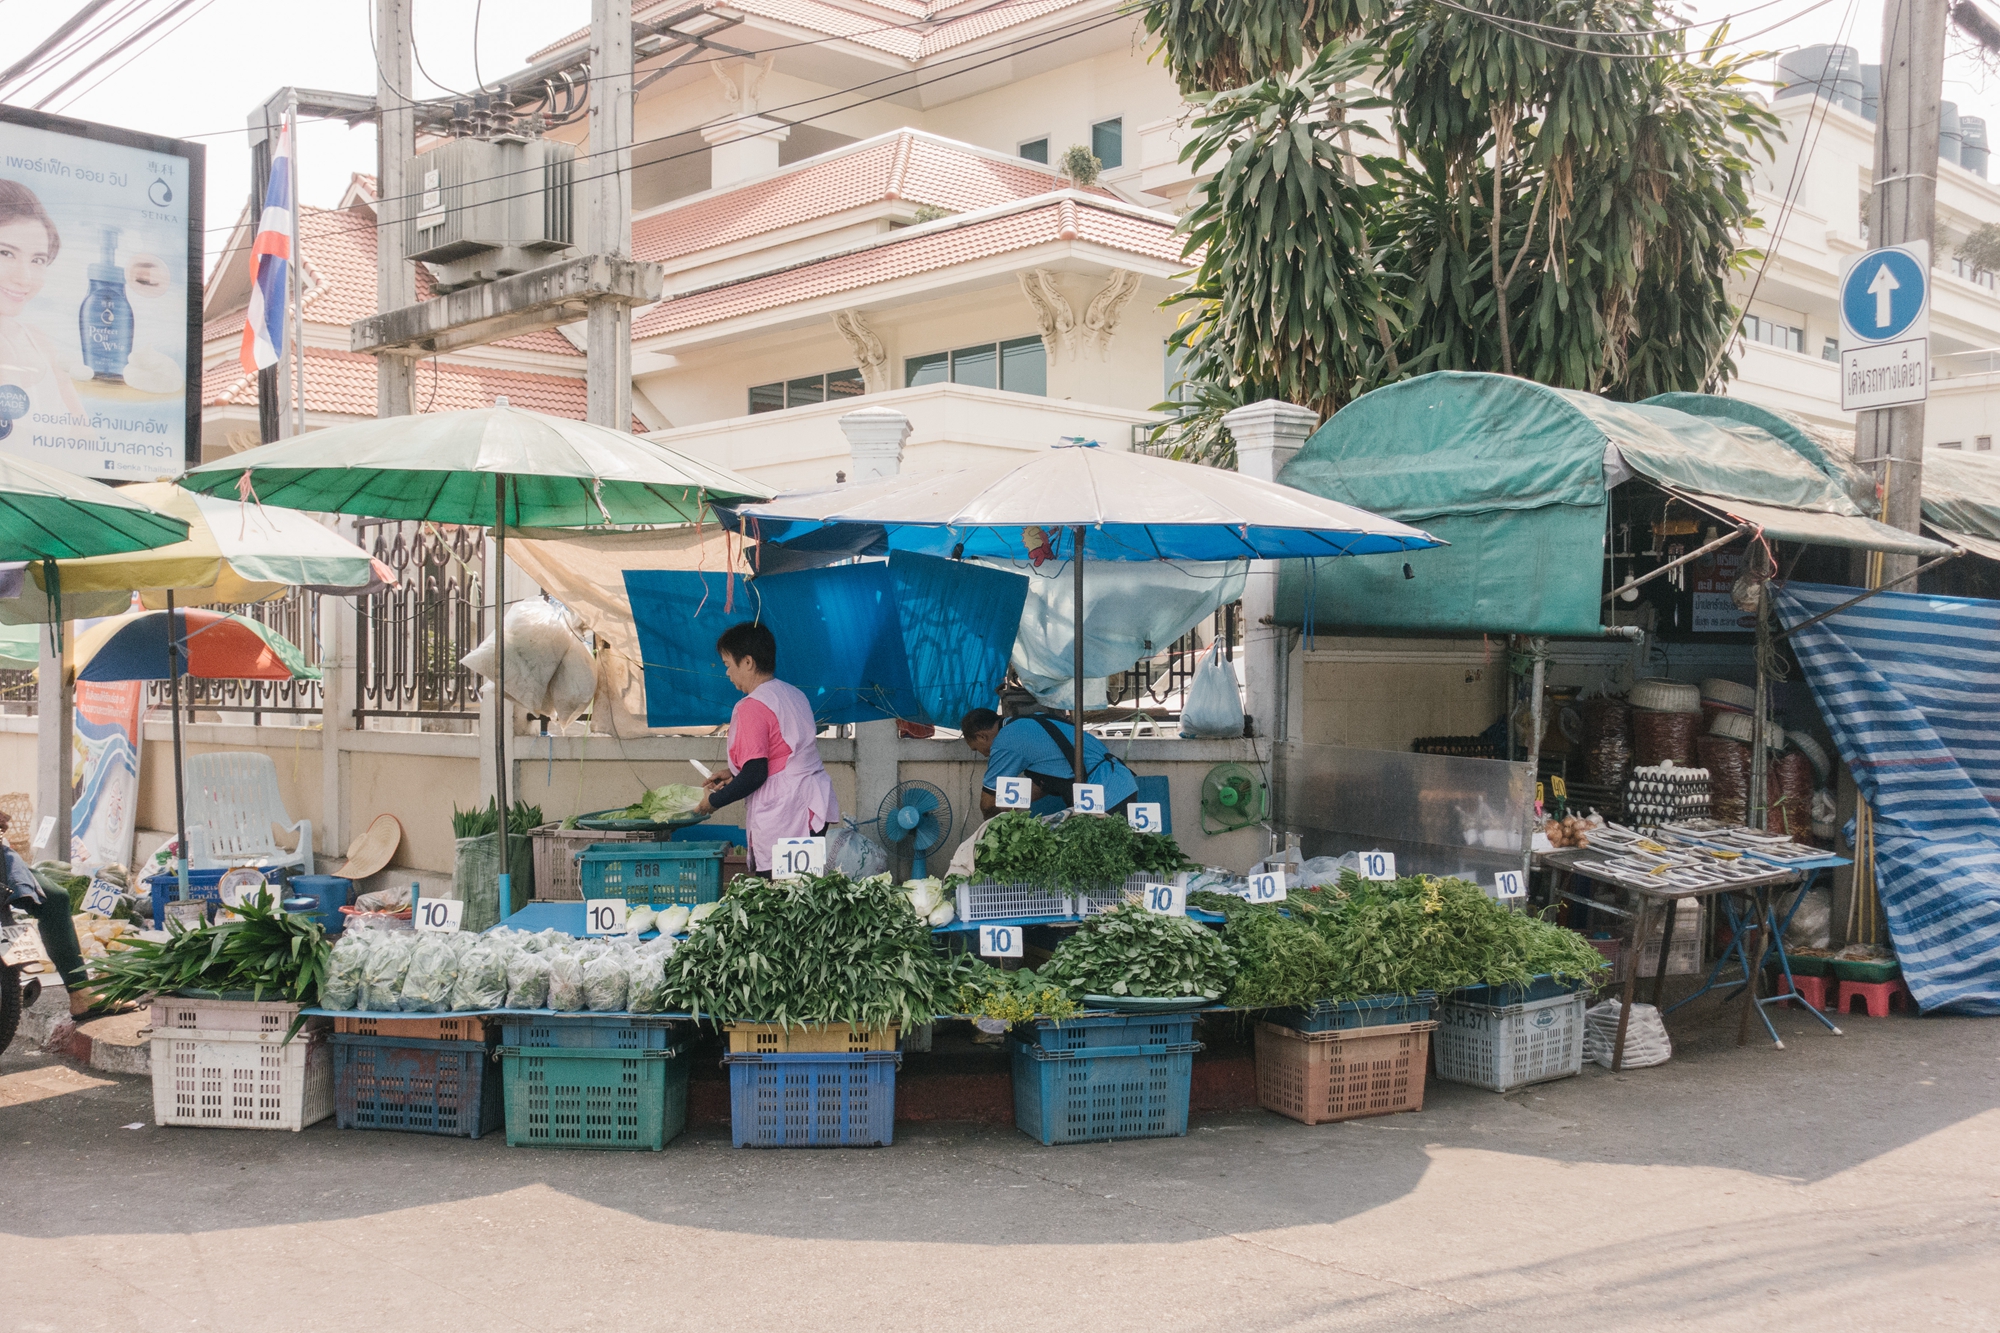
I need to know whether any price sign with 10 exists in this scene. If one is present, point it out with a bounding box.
[1142,882,1187,916]
[1491,871,1526,902]
[81,878,124,917]
[415,897,464,933]
[773,836,826,878]
[978,924,1024,958]
[1247,869,1287,904]
[1360,851,1397,881]
[585,898,628,936]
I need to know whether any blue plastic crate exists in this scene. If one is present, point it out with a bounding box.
[1446,975,1585,1008]
[332,1033,503,1138]
[146,867,285,929]
[725,1051,899,1148]
[1013,1013,1202,1146]
[576,841,725,909]
[500,1045,689,1150]
[1271,992,1437,1033]
[499,1013,681,1051]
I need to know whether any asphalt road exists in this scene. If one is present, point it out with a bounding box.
[5,997,1997,1333]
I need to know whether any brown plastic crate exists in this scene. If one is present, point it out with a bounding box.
[333,1014,497,1042]
[1255,1019,1436,1125]
[530,824,655,901]
[724,1022,899,1055]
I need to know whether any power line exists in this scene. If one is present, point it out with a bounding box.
[34,0,207,110]
[10,0,149,101]
[0,0,116,96]
[1423,0,1841,58]
[48,0,214,113]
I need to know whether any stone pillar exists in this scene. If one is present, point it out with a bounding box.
[703,116,790,190]
[35,626,71,862]
[838,406,910,482]
[1223,400,1319,741]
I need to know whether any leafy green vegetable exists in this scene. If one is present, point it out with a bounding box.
[617,783,705,822]
[952,964,1081,1023]
[974,812,1195,891]
[452,799,544,839]
[660,871,974,1027]
[1043,902,1236,999]
[85,896,329,1010]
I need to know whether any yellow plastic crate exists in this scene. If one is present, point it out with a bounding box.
[723,1022,899,1055]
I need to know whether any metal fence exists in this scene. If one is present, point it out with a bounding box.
[0,667,34,715]
[146,589,325,722]
[353,519,487,728]
[1105,601,1239,716]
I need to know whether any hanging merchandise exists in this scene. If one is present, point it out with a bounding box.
[1768,751,1818,838]
[1633,708,1702,768]
[461,600,595,725]
[1180,641,1246,738]
[1580,695,1634,790]
[1696,735,1752,824]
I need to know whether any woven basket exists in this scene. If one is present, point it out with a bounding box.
[1698,677,1756,711]
[1787,730,1831,781]
[1629,678,1701,713]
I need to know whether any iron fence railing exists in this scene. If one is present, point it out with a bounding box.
[1105,601,1239,716]
[353,519,486,727]
[0,666,36,714]
[145,588,324,722]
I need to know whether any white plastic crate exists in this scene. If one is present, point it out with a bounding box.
[149,997,324,1038]
[954,880,1072,923]
[1633,899,1704,978]
[1076,874,1156,917]
[150,1028,334,1131]
[1432,991,1587,1093]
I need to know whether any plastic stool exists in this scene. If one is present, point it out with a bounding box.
[1772,973,1833,1011]
[1837,978,1912,1017]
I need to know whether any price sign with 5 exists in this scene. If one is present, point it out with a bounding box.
[1141,882,1186,916]
[1359,851,1397,881]
[1126,803,1162,834]
[585,898,629,936]
[773,836,826,878]
[994,776,1033,809]
[414,897,464,934]
[1247,869,1287,904]
[978,924,1024,958]
[1072,783,1106,814]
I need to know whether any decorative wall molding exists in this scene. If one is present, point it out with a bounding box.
[1081,269,1142,358]
[1019,268,1077,360]
[832,309,890,392]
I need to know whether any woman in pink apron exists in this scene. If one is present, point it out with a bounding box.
[695,622,840,873]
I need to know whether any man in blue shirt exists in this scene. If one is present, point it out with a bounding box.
[959,708,1139,817]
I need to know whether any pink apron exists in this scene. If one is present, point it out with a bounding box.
[738,679,840,872]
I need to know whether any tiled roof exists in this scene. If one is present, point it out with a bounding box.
[632,132,1091,263]
[532,0,1098,65]
[633,194,1184,338]
[204,346,601,422]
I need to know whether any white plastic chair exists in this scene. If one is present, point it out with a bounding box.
[183,753,313,875]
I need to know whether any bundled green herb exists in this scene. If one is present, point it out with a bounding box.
[660,871,974,1026]
[952,963,1081,1023]
[85,896,329,1008]
[1043,902,1235,999]
[452,799,544,839]
[973,811,1195,890]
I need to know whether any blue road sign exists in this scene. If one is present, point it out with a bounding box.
[1841,247,1927,344]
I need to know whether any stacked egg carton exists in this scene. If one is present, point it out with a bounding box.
[1623,761,1710,833]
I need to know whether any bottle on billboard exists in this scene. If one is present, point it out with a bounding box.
[80,225,132,381]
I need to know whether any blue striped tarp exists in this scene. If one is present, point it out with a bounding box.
[1777,582,2000,1014]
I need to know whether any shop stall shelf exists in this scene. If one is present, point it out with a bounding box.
[149,1027,334,1131]
[499,1043,689,1150]
[1432,989,1587,1093]
[1254,1019,1435,1126]
[1012,1013,1201,1146]
[1272,991,1437,1033]
[726,1051,899,1147]
[954,879,1073,923]
[576,842,725,910]
[499,1013,680,1050]
[333,1032,503,1138]
[724,1022,899,1055]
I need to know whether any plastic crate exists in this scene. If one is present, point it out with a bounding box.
[955,879,1072,923]
[146,867,284,929]
[1012,1014,1201,1145]
[1432,991,1587,1093]
[724,1022,899,1055]
[1447,975,1582,1007]
[1272,992,1438,1033]
[1631,900,1703,978]
[1075,873,1158,918]
[334,1014,495,1042]
[576,842,725,909]
[499,1014,680,1051]
[150,1028,334,1131]
[530,825,656,901]
[149,997,325,1038]
[1254,1019,1435,1126]
[333,1033,503,1138]
[500,1044,689,1150]
[725,1051,899,1148]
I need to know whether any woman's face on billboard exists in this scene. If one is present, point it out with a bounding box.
[0,218,53,317]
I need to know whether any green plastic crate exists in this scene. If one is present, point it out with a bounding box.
[499,1044,689,1150]
[575,842,724,910]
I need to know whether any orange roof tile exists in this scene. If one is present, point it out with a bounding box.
[633,195,1184,338]
[204,346,604,423]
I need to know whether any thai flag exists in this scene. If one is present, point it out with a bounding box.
[239,122,293,375]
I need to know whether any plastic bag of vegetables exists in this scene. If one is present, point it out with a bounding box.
[449,940,510,1011]
[360,934,416,1012]
[505,949,552,1009]
[321,932,371,1010]
[548,950,586,1011]
[398,935,461,1012]
[582,949,630,1011]
[626,949,672,1013]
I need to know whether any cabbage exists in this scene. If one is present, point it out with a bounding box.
[609,783,707,822]
[687,902,721,930]
[626,905,658,936]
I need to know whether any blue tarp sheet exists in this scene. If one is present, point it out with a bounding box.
[1778,581,2000,1014]
[624,553,1026,728]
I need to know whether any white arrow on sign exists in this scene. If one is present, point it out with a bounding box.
[1868,263,1900,329]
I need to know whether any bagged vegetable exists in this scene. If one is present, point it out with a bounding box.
[399,936,461,1012]
[626,951,670,1013]
[548,950,586,1011]
[450,941,510,1011]
[582,950,630,1011]
[505,949,552,1009]
[321,932,371,1010]
[360,934,416,1011]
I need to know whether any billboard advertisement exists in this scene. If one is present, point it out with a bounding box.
[0,105,202,479]
[71,677,144,873]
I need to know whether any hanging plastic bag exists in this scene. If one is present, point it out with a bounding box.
[1179,641,1245,738]
[459,598,581,716]
[827,820,890,879]
[505,949,552,1010]
[321,933,371,1011]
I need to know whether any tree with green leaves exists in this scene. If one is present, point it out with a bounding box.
[1147,0,1777,464]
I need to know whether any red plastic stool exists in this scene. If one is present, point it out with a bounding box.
[1837,978,1912,1017]
[1772,973,1834,1011]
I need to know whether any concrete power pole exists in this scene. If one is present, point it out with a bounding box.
[1859,0,1949,581]
[587,0,635,432]
[376,0,416,418]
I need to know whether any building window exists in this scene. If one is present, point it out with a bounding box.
[1821,336,1839,362]
[1950,255,1996,290]
[1978,436,1993,452]
[748,367,864,414]
[1741,314,1805,354]
[1091,117,1123,170]
[1019,138,1049,164]
[1938,440,1963,449]
[905,337,1046,395]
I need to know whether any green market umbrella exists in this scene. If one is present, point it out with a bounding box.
[0,452,188,562]
[181,403,773,908]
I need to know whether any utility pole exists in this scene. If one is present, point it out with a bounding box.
[587,0,634,432]
[376,0,416,418]
[1858,0,1949,582]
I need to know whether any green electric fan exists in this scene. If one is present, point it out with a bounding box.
[1199,762,1267,834]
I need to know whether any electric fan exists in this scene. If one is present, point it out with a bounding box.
[1199,762,1267,834]
[876,780,954,879]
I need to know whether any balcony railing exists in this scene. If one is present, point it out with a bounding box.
[146,588,324,722]
[353,519,486,728]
